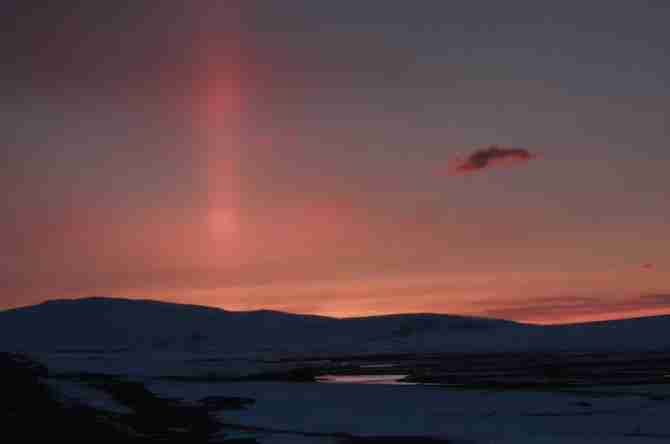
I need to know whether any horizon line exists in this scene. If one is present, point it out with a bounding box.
[3,295,670,327]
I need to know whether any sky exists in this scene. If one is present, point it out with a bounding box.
[2,1,669,324]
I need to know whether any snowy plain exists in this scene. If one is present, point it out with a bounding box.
[5,298,670,443]
[147,379,670,443]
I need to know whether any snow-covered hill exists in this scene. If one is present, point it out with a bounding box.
[1,297,669,354]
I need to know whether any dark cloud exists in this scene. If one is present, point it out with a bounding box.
[450,145,537,174]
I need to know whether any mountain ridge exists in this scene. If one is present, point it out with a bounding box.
[11,296,514,323]
[2,296,670,355]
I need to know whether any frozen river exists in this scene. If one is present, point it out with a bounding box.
[316,374,414,384]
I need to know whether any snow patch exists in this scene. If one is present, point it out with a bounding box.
[47,379,133,414]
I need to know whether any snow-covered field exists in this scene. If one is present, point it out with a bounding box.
[148,379,670,443]
[6,298,670,442]
[46,378,133,414]
[29,346,670,443]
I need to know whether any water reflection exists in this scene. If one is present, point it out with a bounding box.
[316,374,415,385]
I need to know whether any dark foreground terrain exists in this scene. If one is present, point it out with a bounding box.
[0,352,229,442]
